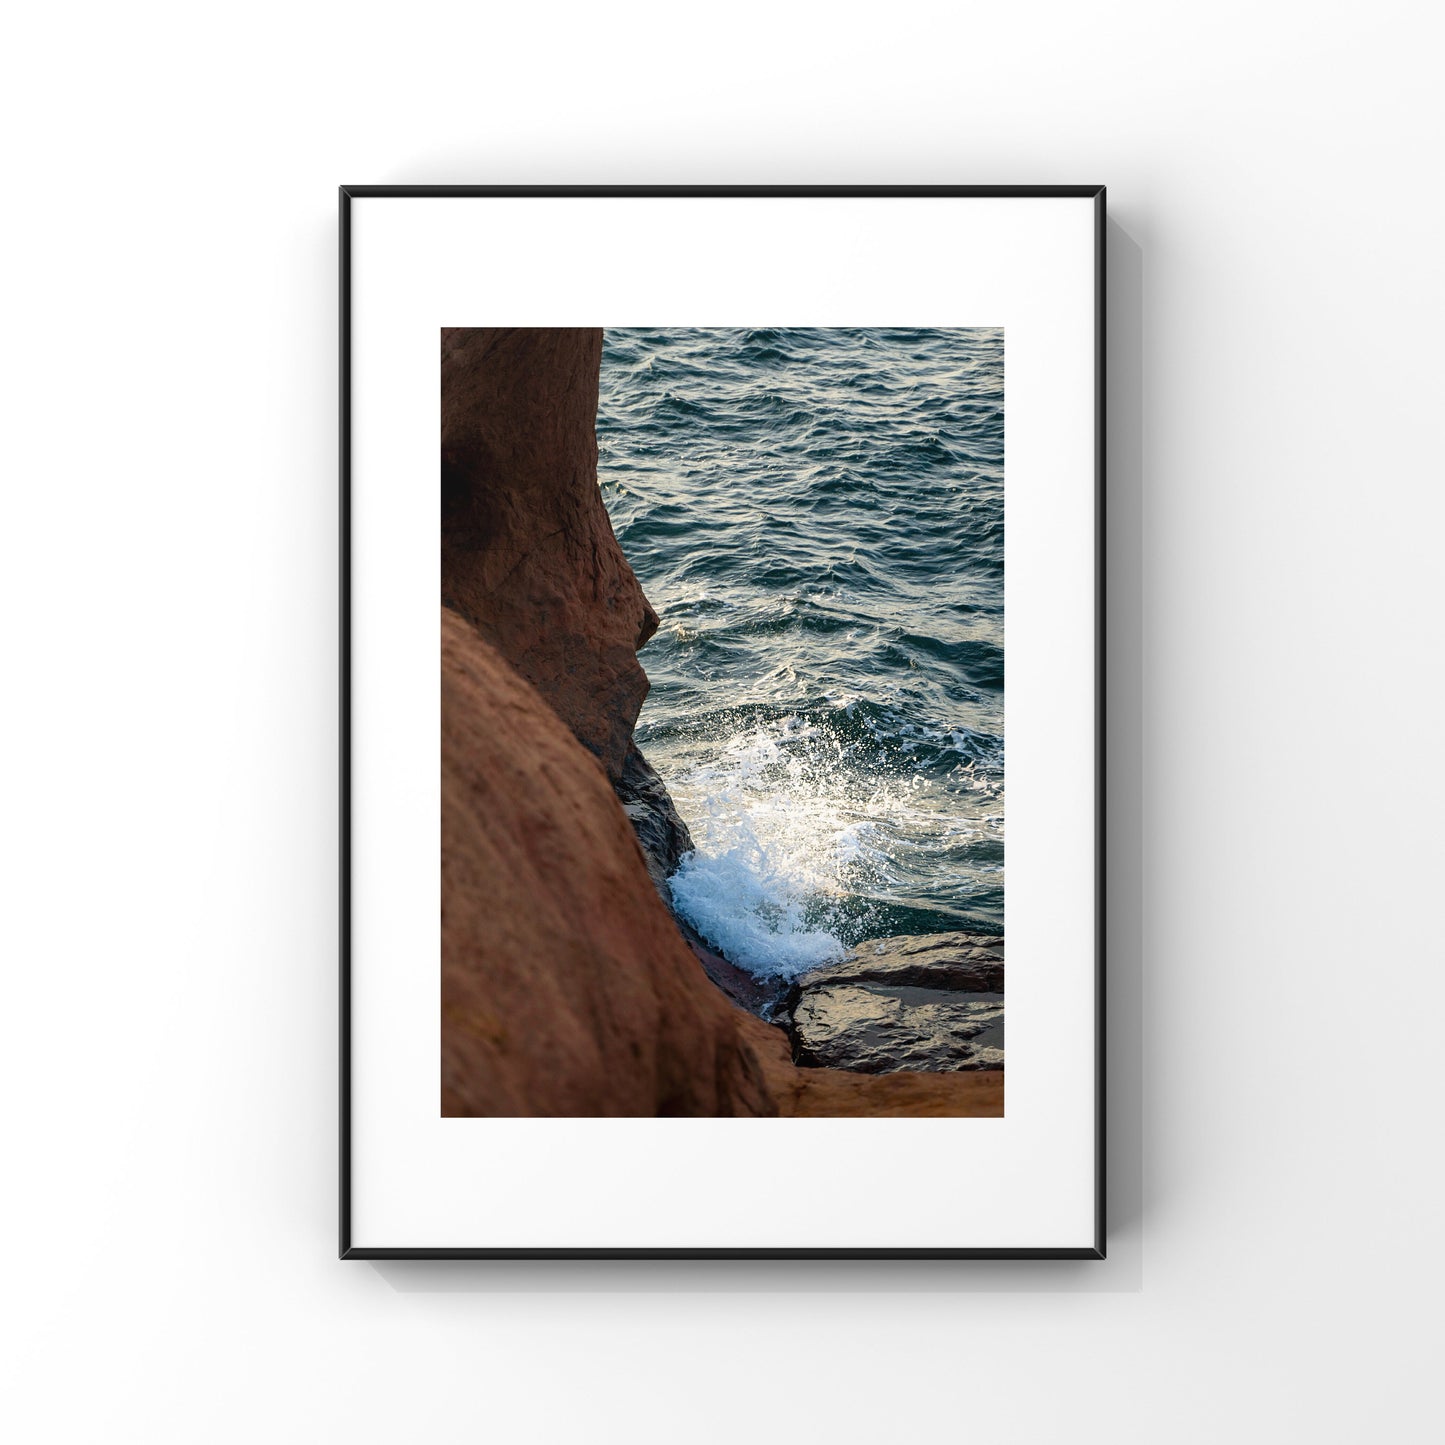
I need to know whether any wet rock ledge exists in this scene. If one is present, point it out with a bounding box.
[782,932,1004,1075]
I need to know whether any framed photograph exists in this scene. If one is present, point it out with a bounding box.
[340,186,1105,1258]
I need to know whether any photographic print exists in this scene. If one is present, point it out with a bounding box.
[440,326,1005,1118]
[342,187,1102,1256]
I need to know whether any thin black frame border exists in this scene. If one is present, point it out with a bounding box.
[338,185,1107,1261]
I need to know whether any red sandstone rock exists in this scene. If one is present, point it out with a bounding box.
[441,327,656,780]
[441,608,773,1116]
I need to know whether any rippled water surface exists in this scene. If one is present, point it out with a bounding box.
[598,328,1003,978]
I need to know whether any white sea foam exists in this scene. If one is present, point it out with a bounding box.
[667,765,846,976]
[665,718,939,979]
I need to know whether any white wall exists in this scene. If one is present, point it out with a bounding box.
[2,3,1440,1440]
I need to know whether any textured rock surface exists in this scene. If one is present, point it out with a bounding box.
[682,930,789,1019]
[787,933,1005,1074]
[739,1014,1003,1117]
[791,986,1004,1074]
[614,745,694,897]
[441,607,773,1117]
[440,327,657,780]
[804,932,1004,992]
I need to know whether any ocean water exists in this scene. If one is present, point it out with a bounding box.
[598,328,1003,980]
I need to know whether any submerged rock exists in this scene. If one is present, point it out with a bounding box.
[786,932,1004,1074]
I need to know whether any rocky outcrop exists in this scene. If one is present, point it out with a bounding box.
[441,607,1002,1117]
[785,933,1005,1075]
[441,608,773,1117]
[614,745,693,896]
[440,327,656,781]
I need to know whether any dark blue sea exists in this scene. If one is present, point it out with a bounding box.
[598,327,1003,979]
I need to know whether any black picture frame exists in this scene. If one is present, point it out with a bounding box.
[339,185,1107,1261]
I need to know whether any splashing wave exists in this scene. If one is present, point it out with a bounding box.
[599,328,1005,978]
